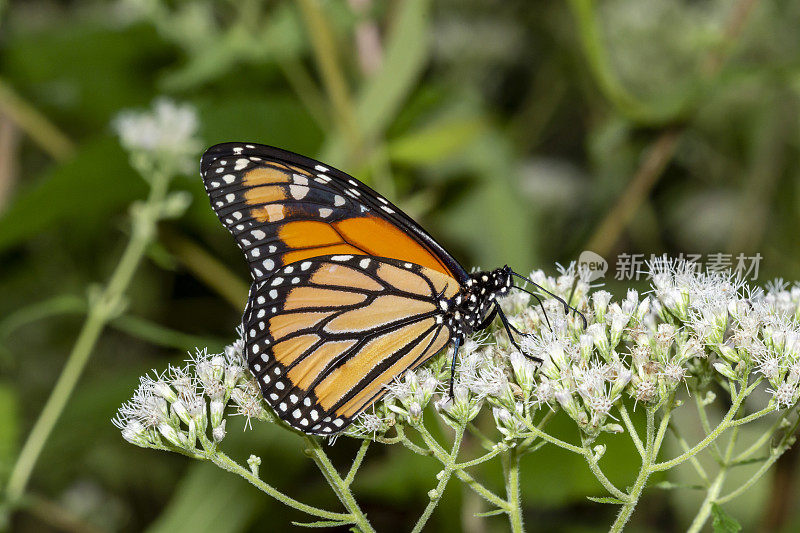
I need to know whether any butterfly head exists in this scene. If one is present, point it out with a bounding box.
[443,267,513,335]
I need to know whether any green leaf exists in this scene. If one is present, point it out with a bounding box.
[111,315,227,353]
[652,480,705,491]
[355,0,431,141]
[0,137,145,253]
[387,115,486,165]
[711,503,742,533]
[321,0,431,163]
[4,23,168,127]
[474,508,507,517]
[291,520,354,528]
[0,294,85,340]
[586,496,627,505]
[730,456,770,467]
[0,383,19,482]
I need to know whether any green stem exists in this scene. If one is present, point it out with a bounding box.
[518,410,555,453]
[582,443,628,501]
[411,425,465,533]
[466,422,497,451]
[0,78,74,160]
[456,445,504,469]
[518,416,584,455]
[609,407,656,533]
[718,414,800,504]
[453,469,508,511]
[296,0,361,153]
[5,170,171,507]
[566,0,687,125]
[618,403,645,458]
[686,425,741,533]
[502,448,525,533]
[694,390,722,460]
[731,404,777,426]
[668,423,709,484]
[209,448,351,522]
[305,437,375,533]
[653,381,755,472]
[733,412,788,463]
[344,440,371,487]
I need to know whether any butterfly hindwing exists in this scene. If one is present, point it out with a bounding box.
[243,254,460,434]
[201,143,467,284]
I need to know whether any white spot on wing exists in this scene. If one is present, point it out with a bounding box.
[290,185,309,200]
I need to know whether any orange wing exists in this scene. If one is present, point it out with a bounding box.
[201,143,464,283]
[243,254,460,434]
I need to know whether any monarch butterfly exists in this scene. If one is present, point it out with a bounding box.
[201,142,582,435]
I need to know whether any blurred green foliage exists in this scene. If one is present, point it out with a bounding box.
[1,0,799,531]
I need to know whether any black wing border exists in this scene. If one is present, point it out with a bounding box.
[201,142,470,285]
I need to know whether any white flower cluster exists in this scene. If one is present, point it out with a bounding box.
[115,260,800,446]
[347,259,800,441]
[112,97,201,172]
[112,339,268,450]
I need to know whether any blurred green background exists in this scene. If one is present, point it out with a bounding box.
[1,0,799,531]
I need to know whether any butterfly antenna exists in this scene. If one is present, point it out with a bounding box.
[510,271,588,329]
[510,285,553,332]
[566,276,578,309]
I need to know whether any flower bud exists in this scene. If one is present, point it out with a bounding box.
[158,422,188,448]
[635,297,651,322]
[224,364,243,390]
[121,420,150,447]
[153,381,178,403]
[579,335,593,361]
[588,324,610,358]
[171,399,192,426]
[713,361,738,381]
[408,402,423,423]
[716,343,739,364]
[213,419,227,443]
[510,351,535,390]
[210,399,225,428]
[187,419,197,450]
[248,454,262,476]
[592,291,611,322]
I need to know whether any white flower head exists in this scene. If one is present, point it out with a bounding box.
[767,382,799,408]
[231,381,267,429]
[348,412,390,438]
[113,97,201,171]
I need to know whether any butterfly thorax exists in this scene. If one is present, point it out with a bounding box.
[440,266,512,337]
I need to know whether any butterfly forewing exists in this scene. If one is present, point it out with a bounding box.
[243,254,459,434]
[201,143,466,284]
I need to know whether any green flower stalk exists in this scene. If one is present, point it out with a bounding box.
[2,98,200,523]
[114,259,800,532]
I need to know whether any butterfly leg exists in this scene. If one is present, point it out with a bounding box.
[474,305,498,331]
[448,336,462,399]
[496,307,541,362]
